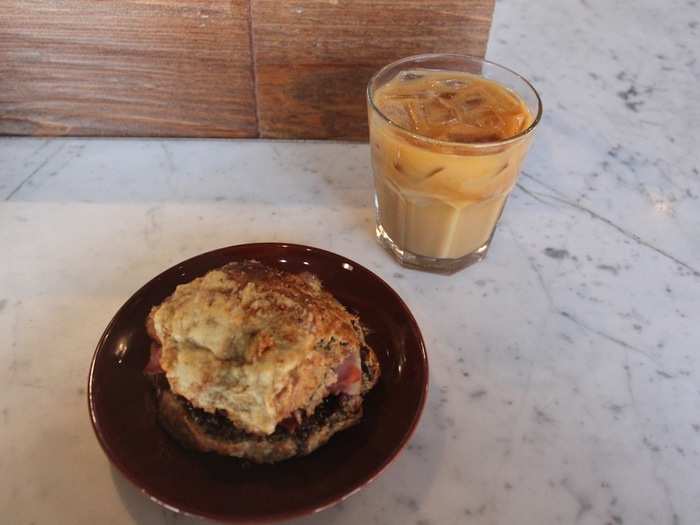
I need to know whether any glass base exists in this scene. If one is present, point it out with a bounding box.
[375,223,491,274]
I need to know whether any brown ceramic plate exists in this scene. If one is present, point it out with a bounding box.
[88,243,428,523]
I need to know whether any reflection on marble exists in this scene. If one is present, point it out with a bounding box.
[1,0,699,524]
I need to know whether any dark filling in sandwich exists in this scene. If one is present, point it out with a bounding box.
[360,346,371,376]
[178,393,355,446]
[148,344,377,447]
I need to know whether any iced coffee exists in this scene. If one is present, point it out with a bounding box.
[368,55,541,272]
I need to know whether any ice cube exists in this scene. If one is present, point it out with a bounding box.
[438,122,501,143]
[404,100,428,133]
[398,71,424,82]
[430,77,472,90]
[423,96,459,126]
[374,70,532,143]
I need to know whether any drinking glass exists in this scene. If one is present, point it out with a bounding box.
[367,54,542,273]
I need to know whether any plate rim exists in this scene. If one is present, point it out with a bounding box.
[88,242,429,524]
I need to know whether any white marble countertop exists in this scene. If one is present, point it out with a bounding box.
[1,0,699,523]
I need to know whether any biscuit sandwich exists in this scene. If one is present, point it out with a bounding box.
[144,260,380,463]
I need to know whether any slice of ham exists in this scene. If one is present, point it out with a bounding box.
[278,415,300,433]
[144,344,164,375]
[329,352,362,396]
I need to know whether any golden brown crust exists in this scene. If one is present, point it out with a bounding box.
[149,261,372,435]
[219,262,363,354]
[147,261,382,461]
[361,345,381,395]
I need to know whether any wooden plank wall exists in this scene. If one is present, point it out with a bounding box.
[252,0,496,139]
[0,0,494,139]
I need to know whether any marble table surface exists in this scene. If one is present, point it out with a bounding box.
[1,0,698,523]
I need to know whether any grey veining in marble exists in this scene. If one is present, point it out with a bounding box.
[1,0,699,524]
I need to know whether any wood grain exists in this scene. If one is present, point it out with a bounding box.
[251,0,495,139]
[0,0,494,138]
[0,0,257,137]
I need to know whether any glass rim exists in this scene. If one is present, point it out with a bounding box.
[367,53,543,149]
